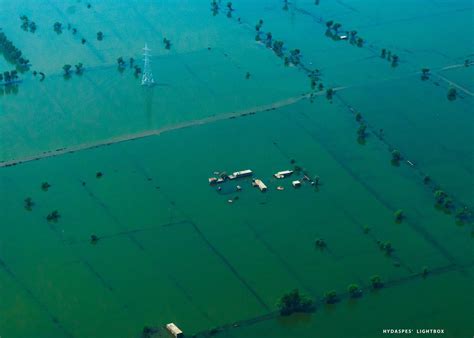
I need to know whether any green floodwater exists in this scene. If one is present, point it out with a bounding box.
[0,1,473,338]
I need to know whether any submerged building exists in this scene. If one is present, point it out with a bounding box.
[166,323,183,338]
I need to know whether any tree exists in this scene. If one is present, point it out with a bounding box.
[163,38,171,49]
[117,57,125,68]
[370,275,383,289]
[421,266,429,278]
[326,88,334,100]
[447,88,457,101]
[455,207,471,224]
[41,182,51,191]
[391,149,402,164]
[53,22,62,33]
[46,210,61,222]
[381,49,387,58]
[348,284,361,298]
[434,190,447,205]
[324,290,338,304]
[356,37,364,47]
[62,64,72,76]
[394,209,404,222]
[278,289,314,315]
[326,20,334,29]
[357,124,367,140]
[421,68,430,80]
[391,55,399,67]
[134,65,142,76]
[75,63,84,74]
[29,21,37,33]
[97,31,104,41]
[423,175,431,184]
[24,197,34,211]
[272,40,284,57]
[379,241,393,255]
[315,238,326,248]
[355,112,362,122]
[90,234,99,245]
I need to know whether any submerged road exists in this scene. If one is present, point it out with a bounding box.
[0,87,345,169]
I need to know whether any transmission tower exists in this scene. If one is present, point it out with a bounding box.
[141,43,155,86]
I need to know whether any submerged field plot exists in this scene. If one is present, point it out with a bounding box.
[0,1,473,338]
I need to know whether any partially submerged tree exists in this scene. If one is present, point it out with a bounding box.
[391,55,399,67]
[421,266,429,278]
[24,197,34,211]
[272,40,284,57]
[455,207,471,224]
[357,124,367,141]
[90,234,99,245]
[324,290,338,304]
[163,38,171,50]
[46,210,61,222]
[117,57,125,68]
[379,241,393,255]
[447,88,457,101]
[75,63,84,74]
[41,182,51,191]
[326,88,334,100]
[391,149,402,165]
[278,289,314,315]
[348,284,361,298]
[62,64,72,77]
[394,209,404,223]
[370,275,383,289]
[315,238,326,249]
[53,22,62,34]
[421,68,430,80]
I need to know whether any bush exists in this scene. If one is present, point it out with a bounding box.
[278,289,314,315]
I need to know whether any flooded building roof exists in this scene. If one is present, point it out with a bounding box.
[274,170,294,179]
[166,323,183,338]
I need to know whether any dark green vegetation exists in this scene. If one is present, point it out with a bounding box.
[0,30,29,71]
[20,15,37,33]
[278,289,314,315]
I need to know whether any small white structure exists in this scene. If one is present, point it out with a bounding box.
[274,170,293,179]
[209,177,218,185]
[292,180,302,188]
[277,186,284,191]
[339,35,348,40]
[253,179,267,192]
[229,169,253,180]
[166,323,183,338]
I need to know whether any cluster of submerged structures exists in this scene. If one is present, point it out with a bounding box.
[208,168,315,196]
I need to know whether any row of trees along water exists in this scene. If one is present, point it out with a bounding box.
[0,29,30,87]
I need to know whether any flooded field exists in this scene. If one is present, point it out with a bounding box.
[0,1,473,338]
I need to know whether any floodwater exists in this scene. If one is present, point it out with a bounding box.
[0,1,473,337]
